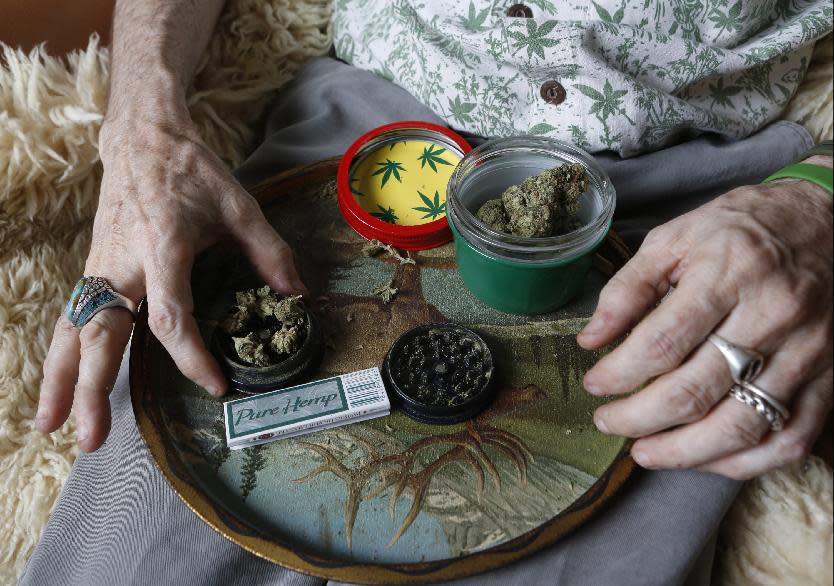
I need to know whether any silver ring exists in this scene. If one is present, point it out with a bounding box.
[729,382,790,432]
[707,334,765,384]
[65,276,137,329]
[738,380,791,421]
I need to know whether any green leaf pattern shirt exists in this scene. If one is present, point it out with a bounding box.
[332,0,832,156]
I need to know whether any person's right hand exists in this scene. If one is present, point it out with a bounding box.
[36,114,306,452]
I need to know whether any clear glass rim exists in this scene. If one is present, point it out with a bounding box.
[446,136,616,263]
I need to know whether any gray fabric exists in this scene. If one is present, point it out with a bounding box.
[21,57,814,586]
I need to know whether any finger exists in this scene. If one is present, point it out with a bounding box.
[145,244,227,397]
[593,341,731,438]
[592,288,827,437]
[698,370,833,480]
[578,227,682,350]
[37,316,81,433]
[583,267,733,396]
[74,308,134,452]
[629,333,819,470]
[224,194,307,295]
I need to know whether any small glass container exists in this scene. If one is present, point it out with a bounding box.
[446,136,616,315]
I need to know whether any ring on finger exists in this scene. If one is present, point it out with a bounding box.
[708,334,765,384]
[728,380,791,431]
[66,276,137,329]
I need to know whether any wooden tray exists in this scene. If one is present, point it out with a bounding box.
[131,158,636,584]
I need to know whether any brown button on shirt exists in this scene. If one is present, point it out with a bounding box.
[540,81,566,105]
[506,4,533,18]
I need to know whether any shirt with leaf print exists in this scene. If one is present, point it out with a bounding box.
[332,0,832,156]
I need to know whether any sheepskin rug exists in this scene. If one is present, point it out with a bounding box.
[0,1,830,581]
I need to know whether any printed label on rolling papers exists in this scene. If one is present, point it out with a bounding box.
[224,368,390,449]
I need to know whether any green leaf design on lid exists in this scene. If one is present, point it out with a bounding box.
[413,190,446,220]
[417,144,453,173]
[371,205,399,224]
[371,159,406,189]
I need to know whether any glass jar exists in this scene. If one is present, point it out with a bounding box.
[446,136,616,315]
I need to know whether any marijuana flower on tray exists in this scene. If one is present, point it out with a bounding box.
[220,286,307,367]
[475,163,588,237]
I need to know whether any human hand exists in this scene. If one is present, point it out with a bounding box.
[578,161,833,479]
[36,115,306,452]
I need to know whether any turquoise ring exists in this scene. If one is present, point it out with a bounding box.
[65,276,137,329]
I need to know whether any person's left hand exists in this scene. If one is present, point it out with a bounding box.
[578,161,833,480]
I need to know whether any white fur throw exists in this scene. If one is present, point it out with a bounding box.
[0,1,830,582]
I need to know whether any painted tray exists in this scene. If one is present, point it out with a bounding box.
[131,159,636,584]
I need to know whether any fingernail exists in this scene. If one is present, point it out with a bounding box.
[632,449,652,468]
[584,373,604,395]
[580,315,605,338]
[76,423,89,443]
[594,411,610,434]
[585,384,604,396]
[294,281,309,295]
[35,405,48,422]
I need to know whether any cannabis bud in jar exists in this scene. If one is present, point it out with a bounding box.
[220,286,307,367]
[475,163,588,237]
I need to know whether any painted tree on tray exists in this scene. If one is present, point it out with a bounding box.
[240,444,267,500]
[206,419,231,473]
[234,176,632,547]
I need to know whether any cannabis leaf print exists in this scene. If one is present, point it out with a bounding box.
[508,19,559,60]
[574,81,632,124]
[413,190,446,220]
[349,176,365,197]
[372,159,406,189]
[372,205,399,224]
[333,0,831,156]
[459,1,489,32]
[708,77,743,108]
[592,0,625,23]
[709,1,744,40]
[417,144,453,172]
[448,96,476,125]
[529,123,556,135]
[575,80,634,149]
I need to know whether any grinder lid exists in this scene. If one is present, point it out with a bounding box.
[337,121,472,251]
[382,323,496,425]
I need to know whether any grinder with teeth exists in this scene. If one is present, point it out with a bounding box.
[382,323,496,424]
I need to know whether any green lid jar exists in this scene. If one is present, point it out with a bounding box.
[446,137,616,315]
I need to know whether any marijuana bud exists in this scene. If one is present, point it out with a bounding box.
[473,163,588,238]
[475,199,510,233]
[235,289,257,309]
[222,286,308,367]
[220,305,251,336]
[270,325,302,355]
[508,204,554,237]
[373,283,398,304]
[272,295,305,324]
[232,333,272,367]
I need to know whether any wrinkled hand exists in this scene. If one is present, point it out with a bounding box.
[579,169,833,480]
[37,117,306,452]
